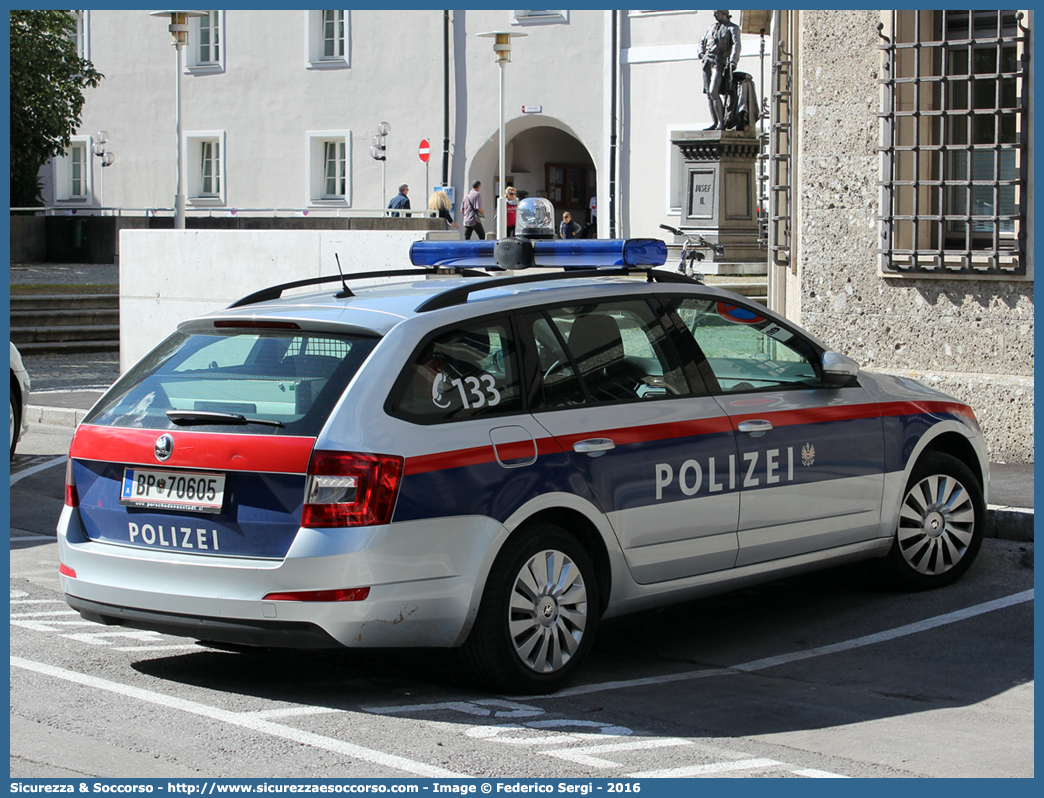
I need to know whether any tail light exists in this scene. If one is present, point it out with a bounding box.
[301,451,403,528]
[64,458,79,507]
[59,563,77,578]
[263,587,370,602]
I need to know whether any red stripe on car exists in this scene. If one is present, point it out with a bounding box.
[69,425,316,473]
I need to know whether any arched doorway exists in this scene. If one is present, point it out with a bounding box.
[469,120,597,232]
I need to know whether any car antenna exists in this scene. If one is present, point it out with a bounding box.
[334,253,354,298]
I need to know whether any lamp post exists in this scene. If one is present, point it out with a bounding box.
[478,31,526,239]
[150,11,206,229]
[91,131,115,209]
[369,121,391,209]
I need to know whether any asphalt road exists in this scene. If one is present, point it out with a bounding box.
[9,423,1035,779]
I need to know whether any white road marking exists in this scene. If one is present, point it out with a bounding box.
[11,534,57,543]
[10,455,67,486]
[11,619,95,632]
[10,610,80,618]
[548,667,735,698]
[248,706,346,719]
[113,644,199,653]
[11,656,471,778]
[541,737,692,768]
[10,599,68,605]
[627,758,782,778]
[791,768,850,778]
[731,588,1034,672]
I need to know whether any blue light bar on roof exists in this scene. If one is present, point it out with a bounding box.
[409,238,667,269]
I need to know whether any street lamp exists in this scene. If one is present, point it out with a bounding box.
[369,121,391,209]
[478,30,526,239]
[91,131,115,209]
[150,10,206,229]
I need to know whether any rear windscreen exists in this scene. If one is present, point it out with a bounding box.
[84,329,380,436]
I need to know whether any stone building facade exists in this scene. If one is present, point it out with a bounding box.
[770,10,1033,463]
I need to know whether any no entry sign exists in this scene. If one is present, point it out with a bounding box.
[418,140,430,163]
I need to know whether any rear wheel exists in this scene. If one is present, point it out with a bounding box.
[462,522,599,694]
[881,452,984,590]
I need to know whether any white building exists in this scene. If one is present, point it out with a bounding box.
[43,9,770,237]
[36,10,1034,462]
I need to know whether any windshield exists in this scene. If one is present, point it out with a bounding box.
[84,328,380,436]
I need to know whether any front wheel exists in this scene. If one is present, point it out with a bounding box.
[462,523,599,694]
[880,452,984,590]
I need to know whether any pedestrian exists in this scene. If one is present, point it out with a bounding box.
[388,184,410,217]
[428,190,459,230]
[559,211,581,240]
[462,180,485,240]
[503,187,518,237]
[583,195,597,238]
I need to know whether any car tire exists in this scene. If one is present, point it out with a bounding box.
[462,522,599,694]
[880,452,984,590]
[10,384,20,460]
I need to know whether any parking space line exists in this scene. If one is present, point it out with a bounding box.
[11,656,471,778]
[731,588,1034,672]
[541,737,692,768]
[627,757,782,777]
[791,768,850,778]
[10,455,67,486]
[540,589,1033,698]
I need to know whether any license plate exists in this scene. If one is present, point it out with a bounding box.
[120,468,225,514]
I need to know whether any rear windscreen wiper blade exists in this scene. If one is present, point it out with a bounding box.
[166,410,284,428]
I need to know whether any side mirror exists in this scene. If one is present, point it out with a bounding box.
[821,351,860,387]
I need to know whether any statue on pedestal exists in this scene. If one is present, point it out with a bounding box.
[698,10,759,132]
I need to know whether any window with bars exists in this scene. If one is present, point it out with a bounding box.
[878,10,1029,276]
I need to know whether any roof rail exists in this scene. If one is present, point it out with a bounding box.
[415,267,700,313]
[227,267,489,309]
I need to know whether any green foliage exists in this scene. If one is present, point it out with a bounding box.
[10,10,103,207]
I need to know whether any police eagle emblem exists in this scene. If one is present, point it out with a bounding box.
[800,443,816,467]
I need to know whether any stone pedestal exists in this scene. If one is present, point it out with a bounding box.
[671,130,763,262]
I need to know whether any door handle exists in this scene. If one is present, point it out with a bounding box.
[573,438,616,457]
[737,420,773,437]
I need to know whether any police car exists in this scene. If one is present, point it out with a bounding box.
[58,198,988,693]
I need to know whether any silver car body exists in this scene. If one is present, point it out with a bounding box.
[58,274,988,650]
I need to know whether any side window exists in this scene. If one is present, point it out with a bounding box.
[538,299,689,407]
[389,320,522,423]
[670,298,821,392]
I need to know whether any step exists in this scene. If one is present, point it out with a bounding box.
[11,324,121,345]
[9,294,119,312]
[9,308,120,328]
[15,339,120,355]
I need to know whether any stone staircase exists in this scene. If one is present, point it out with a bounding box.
[9,290,120,354]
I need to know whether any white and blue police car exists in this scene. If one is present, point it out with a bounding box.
[58,198,988,693]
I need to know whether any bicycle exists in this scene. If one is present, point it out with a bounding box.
[659,224,725,281]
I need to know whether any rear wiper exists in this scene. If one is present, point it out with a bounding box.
[166,410,284,428]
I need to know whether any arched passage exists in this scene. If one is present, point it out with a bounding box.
[469,118,597,230]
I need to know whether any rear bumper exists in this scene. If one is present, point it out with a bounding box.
[66,594,341,648]
[58,507,504,648]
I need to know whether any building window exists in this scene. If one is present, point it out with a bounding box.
[307,131,351,205]
[71,11,88,60]
[878,10,1029,276]
[53,138,91,203]
[511,10,568,25]
[186,11,224,72]
[186,132,225,205]
[306,11,349,68]
[324,141,346,198]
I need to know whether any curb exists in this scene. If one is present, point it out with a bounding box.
[27,403,1034,544]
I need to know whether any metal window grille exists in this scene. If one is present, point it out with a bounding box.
[878,10,1029,276]
[323,141,346,198]
[322,11,344,59]
[769,14,792,270]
